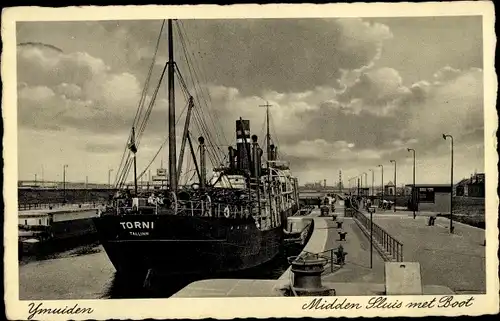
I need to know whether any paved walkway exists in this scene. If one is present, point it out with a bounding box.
[291,200,386,284]
[173,201,455,297]
[358,208,486,294]
[321,202,386,285]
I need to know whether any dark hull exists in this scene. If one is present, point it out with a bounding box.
[93,213,288,276]
[51,217,97,240]
[19,215,98,256]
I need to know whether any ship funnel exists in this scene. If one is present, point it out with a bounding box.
[198,136,206,190]
[236,119,251,171]
[257,147,263,177]
[228,146,235,170]
[251,135,261,178]
[270,144,275,161]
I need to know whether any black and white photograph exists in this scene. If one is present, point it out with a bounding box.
[2,2,498,320]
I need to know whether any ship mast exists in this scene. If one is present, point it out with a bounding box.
[132,127,138,194]
[259,101,272,165]
[168,19,178,193]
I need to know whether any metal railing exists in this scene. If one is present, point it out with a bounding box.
[351,208,404,262]
[18,202,100,211]
[298,246,347,274]
[177,200,254,218]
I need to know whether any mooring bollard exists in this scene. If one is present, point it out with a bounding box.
[334,245,348,265]
[338,231,347,241]
[288,254,332,296]
[336,221,343,229]
[332,214,337,221]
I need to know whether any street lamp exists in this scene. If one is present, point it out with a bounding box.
[369,169,374,196]
[407,148,416,219]
[390,160,397,212]
[108,169,114,189]
[377,164,384,209]
[363,172,368,193]
[63,164,68,202]
[443,134,454,233]
[349,177,355,195]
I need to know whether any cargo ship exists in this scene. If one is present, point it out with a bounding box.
[93,19,300,278]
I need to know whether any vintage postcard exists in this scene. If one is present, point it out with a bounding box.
[2,2,498,320]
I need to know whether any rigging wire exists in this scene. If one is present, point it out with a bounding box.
[269,111,284,158]
[114,20,165,187]
[178,21,226,145]
[175,23,226,164]
[117,61,168,187]
[115,20,252,190]
[134,101,189,183]
[173,61,222,168]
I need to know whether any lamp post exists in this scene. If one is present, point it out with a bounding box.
[407,148,416,219]
[378,164,384,209]
[63,164,68,202]
[369,169,374,196]
[108,169,114,189]
[443,134,454,233]
[363,172,367,196]
[390,160,397,212]
[349,177,355,195]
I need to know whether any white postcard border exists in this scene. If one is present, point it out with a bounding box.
[2,2,498,320]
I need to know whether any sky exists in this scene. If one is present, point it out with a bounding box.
[16,16,486,187]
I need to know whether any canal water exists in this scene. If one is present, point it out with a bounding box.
[19,231,310,300]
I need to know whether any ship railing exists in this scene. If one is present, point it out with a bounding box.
[114,205,158,215]
[177,200,258,219]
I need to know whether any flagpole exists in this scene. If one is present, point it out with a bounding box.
[130,126,138,195]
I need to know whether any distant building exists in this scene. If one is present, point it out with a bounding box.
[358,187,369,196]
[304,182,324,189]
[405,184,453,213]
[384,181,396,196]
[455,173,485,198]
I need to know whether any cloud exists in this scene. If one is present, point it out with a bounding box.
[172,18,393,95]
[16,44,150,134]
[433,65,462,84]
[15,19,484,186]
[404,67,483,146]
[282,139,381,162]
[338,67,411,115]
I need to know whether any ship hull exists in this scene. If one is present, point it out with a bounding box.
[93,213,286,277]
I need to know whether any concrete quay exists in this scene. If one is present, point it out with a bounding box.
[19,203,100,217]
[172,201,454,297]
[357,208,486,294]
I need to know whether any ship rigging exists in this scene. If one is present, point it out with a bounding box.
[92,19,300,277]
